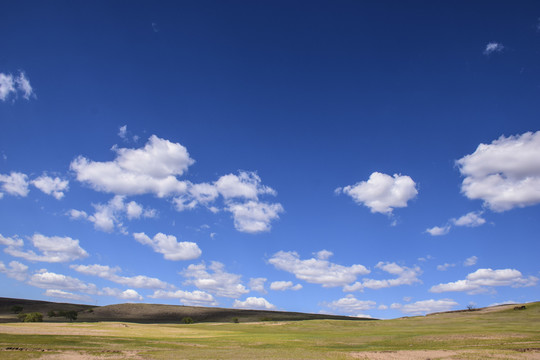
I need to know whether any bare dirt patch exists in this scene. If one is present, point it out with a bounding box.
[349,349,540,360]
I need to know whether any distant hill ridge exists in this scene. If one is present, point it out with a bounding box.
[0,297,372,323]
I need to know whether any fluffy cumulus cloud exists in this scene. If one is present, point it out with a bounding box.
[133,232,201,261]
[150,289,218,306]
[71,136,282,234]
[69,195,156,233]
[31,175,69,199]
[101,288,143,301]
[344,262,421,292]
[0,233,88,263]
[397,299,458,315]
[453,211,486,227]
[270,281,302,291]
[28,270,98,294]
[425,225,451,236]
[0,260,29,281]
[226,200,284,233]
[483,42,504,55]
[175,171,284,233]
[268,250,369,288]
[0,71,34,101]
[326,294,376,315]
[71,264,170,289]
[456,131,540,212]
[71,135,194,197]
[336,172,418,214]
[233,297,276,310]
[430,268,538,294]
[182,261,249,298]
[426,211,486,237]
[0,172,29,197]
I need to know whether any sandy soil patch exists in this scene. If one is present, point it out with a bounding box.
[349,349,540,360]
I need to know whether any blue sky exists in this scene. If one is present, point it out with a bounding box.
[1,1,539,318]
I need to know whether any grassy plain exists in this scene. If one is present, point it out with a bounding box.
[0,302,539,359]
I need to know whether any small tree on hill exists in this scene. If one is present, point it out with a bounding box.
[48,310,57,317]
[18,312,43,322]
[58,310,78,322]
[182,317,194,324]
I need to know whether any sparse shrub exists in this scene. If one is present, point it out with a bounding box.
[466,304,476,311]
[232,317,239,323]
[59,310,78,322]
[182,317,194,324]
[48,310,57,317]
[10,305,23,314]
[18,312,43,322]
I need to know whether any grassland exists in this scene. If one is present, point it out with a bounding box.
[0,300,539,359]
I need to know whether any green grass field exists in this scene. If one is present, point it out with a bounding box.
[0,302,539,359]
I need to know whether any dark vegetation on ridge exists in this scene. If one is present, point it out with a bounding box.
[0,297,373,323]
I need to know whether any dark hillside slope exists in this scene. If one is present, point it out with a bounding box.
[0,297,371,323]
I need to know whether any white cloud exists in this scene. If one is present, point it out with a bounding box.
[215,172,276,200]
[68,209,88,220]
[249,277,267,294]
[270,281,302,291]
[344,262,422,292]
[327,294,376,315]
[0,234,24,247]
[233,297,276,310]
[378,304,388,310]
[0,172,29,197]
[269,250,370,288]
[1,233,88,263]
[457,131,540,212]
[182,261,249,298]
[0,260,28,281]
[150,289,218,306]
[71,135,194,197]
[101,287,143,301]
[72,137,283,234]
[0,71,34,101]
[71,264,170,289]
[437,263,455,271]
[0,73,15,100]
[315,250,333,260]
[399,299,458,315]
[453,211,486,227]
[425,225,451,236]
[226,200,283,233]
[175,171,283,233]
[336,172,418,214]
[118,125,127,139]
[464,256,478,267]
[133,232,201,261]
[29,270,98,294]
[483,42,504,55]
[44,289,92,302]
[426,211,485,237]
[430,268,538,294]
[31,175,69,199]
[72,195,156,233]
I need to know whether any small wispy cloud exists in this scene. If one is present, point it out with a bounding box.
[483,42,504,55]
[0,71,34,101]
